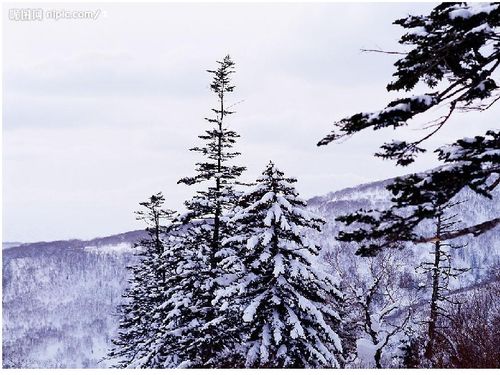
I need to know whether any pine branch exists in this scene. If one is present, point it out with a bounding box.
[414,217,500,243]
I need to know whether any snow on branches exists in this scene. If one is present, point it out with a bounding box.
[218,161,344,368]
[318,2,500,167]
[319,3,500,254]
[337,130,499,256]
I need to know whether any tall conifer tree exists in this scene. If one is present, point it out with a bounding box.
[108,193,176,368]
[168,55,246,367]
[217,162,344,368]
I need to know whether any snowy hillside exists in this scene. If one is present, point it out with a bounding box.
[2,179,498,368]
[2,231,143,368]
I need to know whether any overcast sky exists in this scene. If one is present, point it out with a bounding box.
[3,2,498,242]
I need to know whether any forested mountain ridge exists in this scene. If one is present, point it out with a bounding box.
[2,232,143,368]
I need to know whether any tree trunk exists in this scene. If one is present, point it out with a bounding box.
[212,89,224,266]
[363,291,382,369]
[425,214,442,363]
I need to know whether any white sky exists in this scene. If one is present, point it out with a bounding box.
[3,2,498,242]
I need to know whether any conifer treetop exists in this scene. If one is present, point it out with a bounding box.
[178,55,245,223]
[208,55,236,99]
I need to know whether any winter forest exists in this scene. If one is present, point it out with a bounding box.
[3,1,500,370]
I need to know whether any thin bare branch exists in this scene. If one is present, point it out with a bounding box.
[360,48,407,55]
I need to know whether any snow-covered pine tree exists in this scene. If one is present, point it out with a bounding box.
[140,222,217,368]
[108,193,176,368]
[217,161,344,368]
[165,55,246,368]
[318,2,500,255]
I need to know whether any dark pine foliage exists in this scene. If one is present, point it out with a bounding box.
[178,55,246,240]
[317,3,500,256]
[108,193,176,368]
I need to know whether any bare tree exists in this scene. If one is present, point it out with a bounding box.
[330,249,415,368]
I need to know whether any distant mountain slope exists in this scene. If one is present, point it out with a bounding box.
[2,178,498,368]
[2,231,144,368]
